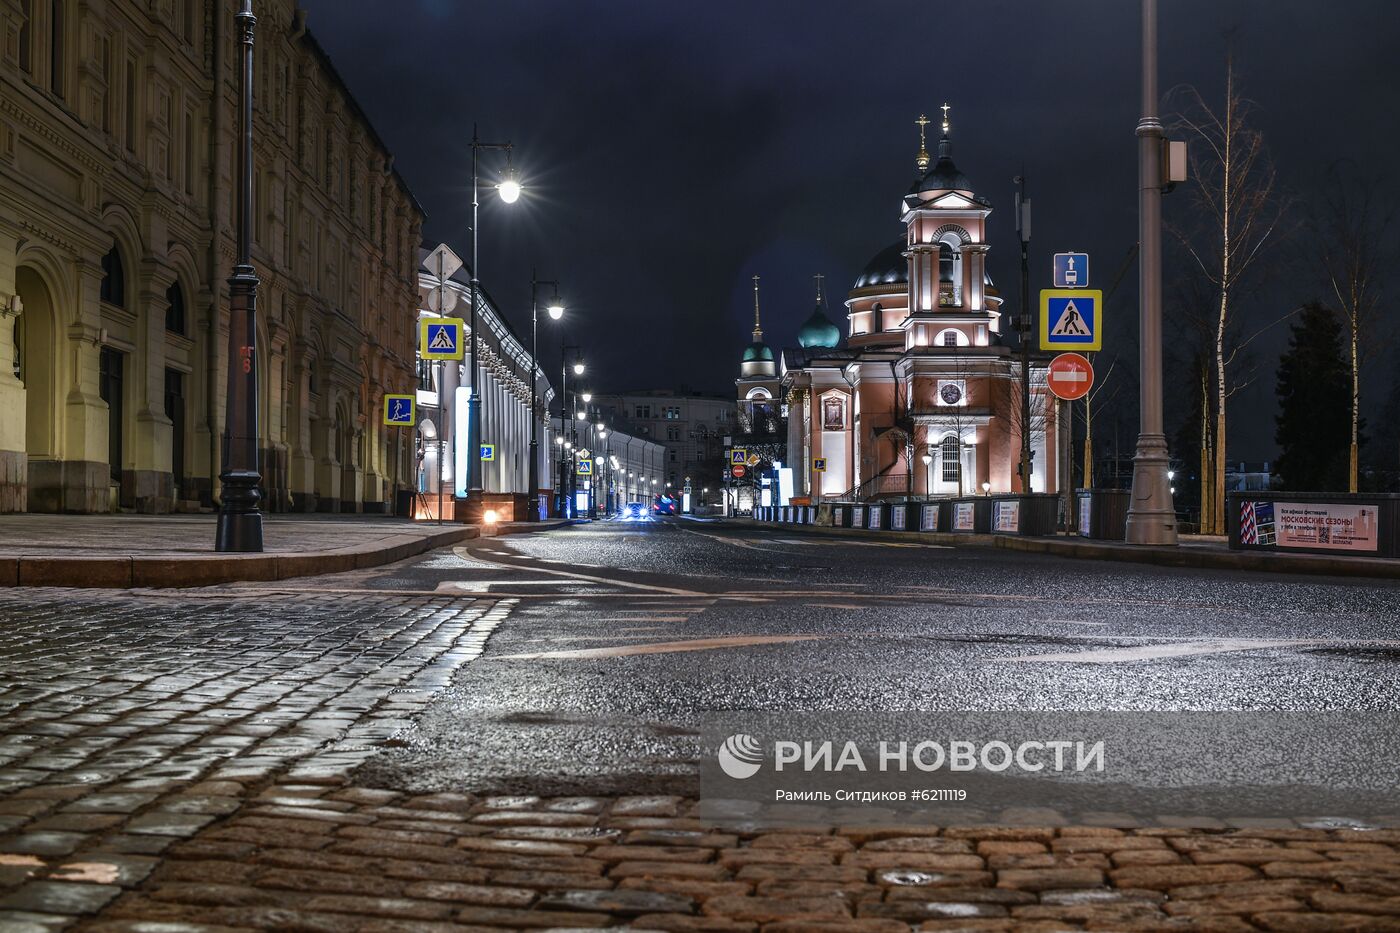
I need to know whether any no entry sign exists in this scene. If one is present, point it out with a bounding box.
[731,464,747,479]
[1048,352,1094,401]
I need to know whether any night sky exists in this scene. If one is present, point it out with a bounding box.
[300,0,1399,458]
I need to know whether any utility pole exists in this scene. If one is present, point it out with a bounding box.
[1015,175,1032,493]
[215,0,262,553]
[1124,0,1180,545]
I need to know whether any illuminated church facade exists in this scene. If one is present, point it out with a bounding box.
[740,109,1060,504]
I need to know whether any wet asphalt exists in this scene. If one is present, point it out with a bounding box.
[344,516,1400,797]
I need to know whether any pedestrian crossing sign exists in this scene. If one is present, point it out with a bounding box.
[1040,289,1102,351]
[730,448,747,465]
[420,317,465,360]
[577,458,593,475]
[383,394,416,427]
[480,444,496,461]
[812,457,827,472]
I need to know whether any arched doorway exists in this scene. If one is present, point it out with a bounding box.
[15,267,58,511]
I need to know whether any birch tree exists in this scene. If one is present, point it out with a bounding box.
[1312,161,1396,492]
[1170,49,1289,532]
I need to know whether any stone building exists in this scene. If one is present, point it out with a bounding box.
[589,389,734,491]
[0,0,422,513]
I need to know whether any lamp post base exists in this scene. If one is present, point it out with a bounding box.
[1124,432,1178,546]
[215,470,264,552]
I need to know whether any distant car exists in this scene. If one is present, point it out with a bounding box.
[653,494,677,516]
[626,501,645,519]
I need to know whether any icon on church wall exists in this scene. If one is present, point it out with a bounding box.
[822,397,845,431]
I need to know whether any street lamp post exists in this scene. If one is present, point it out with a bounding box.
[1124,0,1179,546]
[215,0,263,553]
[528,270,563,522]
[466,126,518,521]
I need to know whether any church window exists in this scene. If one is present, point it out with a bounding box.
[941,435,961,483]
[942,329,959,347]
[100,245,125,307]
[872,303,883,332]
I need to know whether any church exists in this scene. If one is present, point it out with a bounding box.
[736,108,1061,505]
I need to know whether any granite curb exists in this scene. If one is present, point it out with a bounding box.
[0,520,574,589]
[730,518,1400,581]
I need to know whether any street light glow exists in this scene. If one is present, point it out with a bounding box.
[547,300,564,320]
[573,361,585,375]
[497,166,521,203]
[581,392,592,403]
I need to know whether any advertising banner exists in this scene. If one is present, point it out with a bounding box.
[954,502,975,531]
[920,504,937,531]
[1078,494,1092,537]
[994,500,1020,533]
[1274,502,1380,552]
[891,505,906,531]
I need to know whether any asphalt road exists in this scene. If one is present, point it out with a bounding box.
[317,516,1400,804]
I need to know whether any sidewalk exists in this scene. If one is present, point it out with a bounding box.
[734,518,1400,581]
[0,514,569,589]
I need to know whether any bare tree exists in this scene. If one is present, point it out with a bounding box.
[1169,46,1290,532]
[1312,161,1397,492]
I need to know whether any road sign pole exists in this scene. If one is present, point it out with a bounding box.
[1124,0,1179,546]
[437,359,444,526]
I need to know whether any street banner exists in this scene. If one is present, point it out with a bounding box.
[994,500,1020,533]
[954,502,975,531]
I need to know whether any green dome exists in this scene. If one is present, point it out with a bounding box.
[742,341,774,363]
[798,302,841,350]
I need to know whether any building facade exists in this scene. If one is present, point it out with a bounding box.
[549,415,664,515]
[414,248,554,520]
[0,0,421,514]
[739,111,1060,504]
[590,389,734,492]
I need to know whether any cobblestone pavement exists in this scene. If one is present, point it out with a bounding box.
[61,786,1400,931]
[0,587,509,930]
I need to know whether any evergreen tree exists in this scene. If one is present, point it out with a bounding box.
[1275,303,1350,490]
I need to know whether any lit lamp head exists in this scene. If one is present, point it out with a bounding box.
[547,296,564,321]
[982,481,992,494]
[581,392,592,404]
[573,361,585,376]
[484,509,499,525]
[497,162,521,204]
[921,452,934,466]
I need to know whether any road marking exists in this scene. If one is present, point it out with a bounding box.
[1005,639,1307,664]
[453,548,704,596]
[489,634,832,661]
[1033,619,1109,627]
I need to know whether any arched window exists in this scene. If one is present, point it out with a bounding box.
[938,243,960,307]
[165,282,186,334]
[872,303,883,332]
[99,245,125,307]
[941,435,961,483]
[942,329,959,347]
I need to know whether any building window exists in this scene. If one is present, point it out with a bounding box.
[872,303,883,332]
[165,282,185,334]
[666,426,680,441]
[636,404,650,419]
[665,406,680,419]
[50,0,64,99]
[416,358,433,391]
[942,329,959,347]
[125,57,137,152]
[100,245,125,307]
[100,347,124,483]
[941,435,961,483]
[18,0,32,76]
[164,368,185,486]
[669,450,677,461]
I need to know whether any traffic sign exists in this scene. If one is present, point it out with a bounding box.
[731,463,747,479]
[424,243,463,314]
[1047,353,1095,401]
[1040,289,1102,351]
[1053,252,1089,288]
[577,458,594,475]
[480,444,496,461]
[746,453,761,467]
[730,449,747,465]
[420,317,465,360]
[812,457,827,472]
[383,394,416,427]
